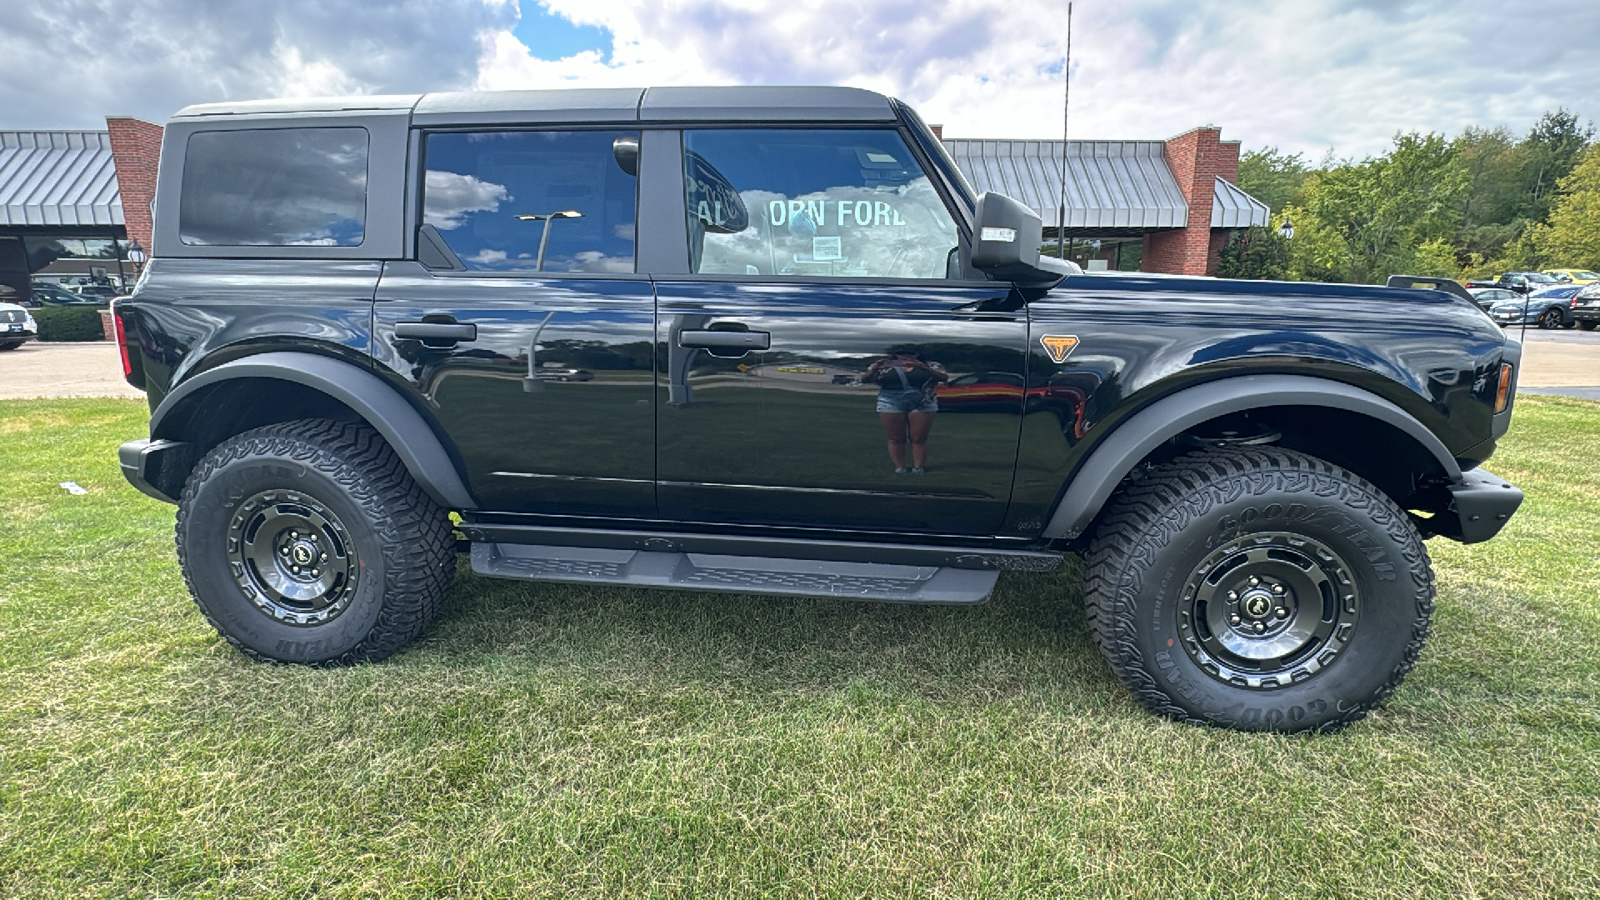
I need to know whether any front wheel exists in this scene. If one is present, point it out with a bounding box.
[1538,307,1563,329]
[1085,447,1434,732]
[175,418,456,664]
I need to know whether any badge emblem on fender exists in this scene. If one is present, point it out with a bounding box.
[1039,334,1080,364]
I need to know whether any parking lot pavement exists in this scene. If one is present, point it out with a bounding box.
[1516,330,1600,392]
[0,341,145,400]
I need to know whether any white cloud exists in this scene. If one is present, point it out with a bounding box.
[478,0,1600,158]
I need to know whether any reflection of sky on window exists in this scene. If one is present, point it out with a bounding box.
[179,128,368,246]
[424,130,637,273]
[685,129,957,279]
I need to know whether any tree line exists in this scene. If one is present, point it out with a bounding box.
[1222,110,1600,283]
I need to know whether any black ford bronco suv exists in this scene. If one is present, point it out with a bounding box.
[115,87,1524,732]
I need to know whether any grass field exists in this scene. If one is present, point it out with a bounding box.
[0,396,1596,899]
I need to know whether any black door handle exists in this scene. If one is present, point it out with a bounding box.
[677,329,770,350]
[396,321,477,343]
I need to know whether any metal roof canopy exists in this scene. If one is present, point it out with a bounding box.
[0,131,122,228]
[942,138,1269,235]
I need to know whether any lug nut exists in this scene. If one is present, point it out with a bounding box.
[1227,591,1238,601]
[1276,607,1290,619]
[280,547,290,556]
[1229,615,1242,626]
[310,534,318,542]
[1249,576,1260,586]
[320,553,328,562]
[291,531,299,539]
[311,569,320,577]
[1253,621,1266,633]
[291,566,301,574]
[1272,584,1285,595]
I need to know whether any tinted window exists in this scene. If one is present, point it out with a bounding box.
[683,129,958,279]
[180,128,368,246]
[423,130,638,273]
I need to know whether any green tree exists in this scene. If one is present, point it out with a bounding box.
[1300,132,1468,283]
[1237,147,1312,215]
[1530,147,1600,269]
[1216,225,1289,279]
[1521,109,1594,223]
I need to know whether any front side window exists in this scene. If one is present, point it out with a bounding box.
[422,130,638,273]
[180,128,368,246]
[683,129,959,279]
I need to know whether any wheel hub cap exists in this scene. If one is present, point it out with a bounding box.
[1178,532,1361,689]
[227,490,359,626]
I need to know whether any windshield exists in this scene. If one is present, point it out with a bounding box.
[1525,273,1559,284]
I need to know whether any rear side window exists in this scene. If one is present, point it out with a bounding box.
[683,128,959,279]
[179,128,368,246]
[422,130,638,274]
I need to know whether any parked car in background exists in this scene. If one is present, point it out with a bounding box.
[1543,268,1600,284]
[27,282,100,307]
[70,285,121,304]
[0,289,39,350]
[1487,286,1580,328]
[1465,269,1568,294]
[1573,283,1600,331]
[1468,287,1519,311]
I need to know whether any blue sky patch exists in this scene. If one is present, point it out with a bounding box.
[513,1,610,61]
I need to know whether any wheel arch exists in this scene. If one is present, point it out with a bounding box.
[149,351,477,511]
[1042,374,1462,541]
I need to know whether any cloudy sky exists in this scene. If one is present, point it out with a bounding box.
[3,0,1597,159]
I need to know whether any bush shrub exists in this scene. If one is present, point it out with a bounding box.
[34,306,105,342]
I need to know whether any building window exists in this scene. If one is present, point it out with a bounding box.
[683,129,959,279]
[179,128,369,246]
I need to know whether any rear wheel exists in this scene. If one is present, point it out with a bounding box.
[1578,320,1597,331]
[176,418,455,664]
[1085,447,1434,732]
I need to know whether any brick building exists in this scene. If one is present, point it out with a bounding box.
[943,126,1270,275]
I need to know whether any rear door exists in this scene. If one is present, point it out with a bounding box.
[373,127,657,518]
[654,127,1028,535]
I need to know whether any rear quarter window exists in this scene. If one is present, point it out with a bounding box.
[179,128,369,246]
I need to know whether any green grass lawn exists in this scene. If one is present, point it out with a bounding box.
[1,396,1596,899]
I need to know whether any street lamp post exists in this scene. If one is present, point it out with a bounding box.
[1277,217,1295,241]
[127,238,149,276]
[515,210,584,271]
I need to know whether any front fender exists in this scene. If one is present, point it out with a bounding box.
[1041,374,1462,540]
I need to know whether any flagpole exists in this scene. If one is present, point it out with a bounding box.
[1057,2,1072,259]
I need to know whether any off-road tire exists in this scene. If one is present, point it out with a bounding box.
[1084,447,1434,733]
[176,418,455,665]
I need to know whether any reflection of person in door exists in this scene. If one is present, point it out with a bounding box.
[862,344,947,474]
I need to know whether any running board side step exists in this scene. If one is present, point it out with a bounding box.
[470,542,1004,604]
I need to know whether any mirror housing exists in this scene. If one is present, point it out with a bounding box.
[970,192,1061,287]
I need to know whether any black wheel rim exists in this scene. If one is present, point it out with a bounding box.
[227,490,359,626]
[1177,532,1360,689]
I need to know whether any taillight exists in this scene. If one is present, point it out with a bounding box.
[111,299,143,390]
[1495,362,1514,414]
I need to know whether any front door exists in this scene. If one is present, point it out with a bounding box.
[655,127,1027,535]
[373,127,656,518]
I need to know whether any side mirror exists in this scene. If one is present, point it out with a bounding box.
[970,192,1056,286]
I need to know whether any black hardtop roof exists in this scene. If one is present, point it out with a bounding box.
[170,85,900,126]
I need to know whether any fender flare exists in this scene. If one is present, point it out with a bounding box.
[152,351,478,511]
[1041,374,1461,540]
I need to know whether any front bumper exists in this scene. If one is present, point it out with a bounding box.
[118,438,189,504]
[1424,468,1523,544]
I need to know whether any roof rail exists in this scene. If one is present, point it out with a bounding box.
[1386,275,1475,303]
